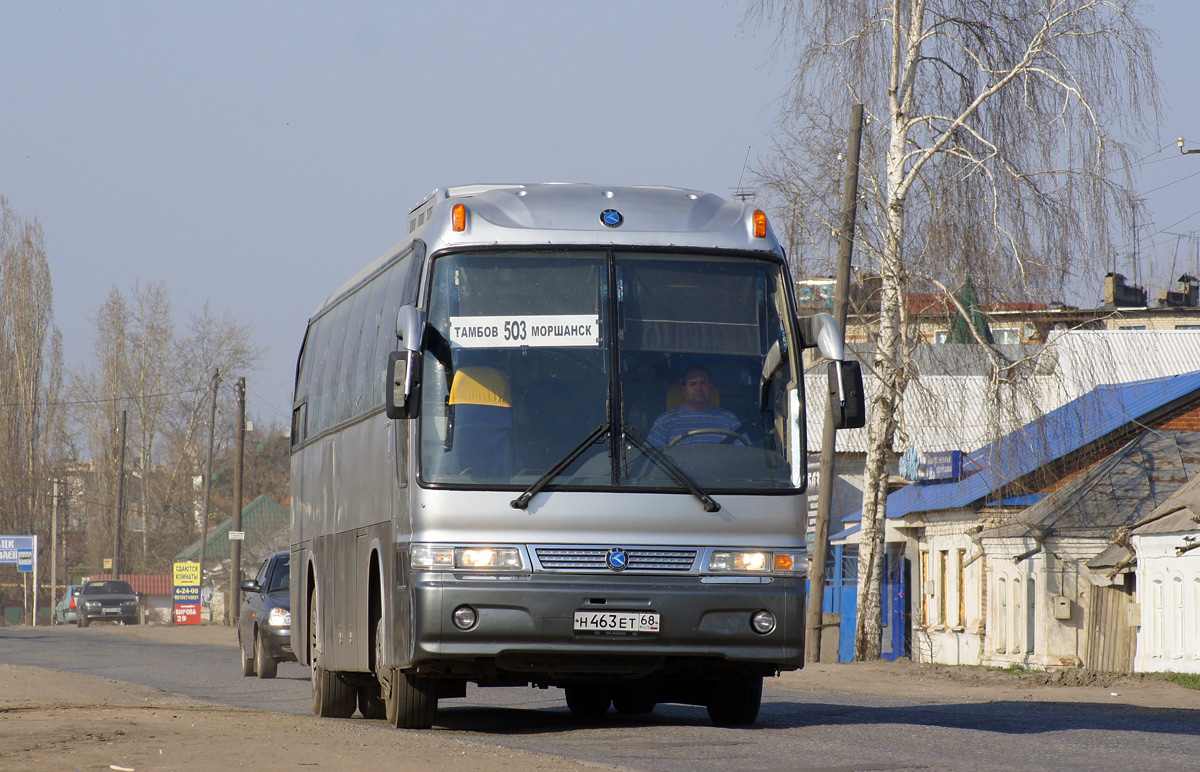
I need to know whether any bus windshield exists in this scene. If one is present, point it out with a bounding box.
[418,249,801,492]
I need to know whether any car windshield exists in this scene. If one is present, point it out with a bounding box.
[418,249,802,493]
[84,581,134,595]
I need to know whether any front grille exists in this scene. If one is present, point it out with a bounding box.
[534,546,697,572]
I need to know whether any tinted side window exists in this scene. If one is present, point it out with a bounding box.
[316,301,352,433]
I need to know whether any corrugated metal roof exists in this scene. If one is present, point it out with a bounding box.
[840,372,1200,524]
[175,496,288,562]
[809,329,1200,454]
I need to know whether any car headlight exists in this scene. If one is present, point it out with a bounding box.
[267,607,291,626]
[707,550,805,575]
[410,544,525,571]
[83,600,100,608]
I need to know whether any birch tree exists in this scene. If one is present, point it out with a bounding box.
[748,0,1159,658]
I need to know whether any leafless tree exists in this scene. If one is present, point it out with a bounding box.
[0,198,62,538]
[74,288,264,574]
[747,0,1160,659]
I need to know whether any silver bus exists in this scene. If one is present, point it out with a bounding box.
[290,183,862,729]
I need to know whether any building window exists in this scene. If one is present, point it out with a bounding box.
[1012,578,1024,654]
[933,329,949,344]
[920,551,930,626]
[956,549,966,628]
[1175,325,1200,330]
[939,550,949,627]
[1026,578,1036,654]
[1118,325,1148,331]
[992,327,1021,345]
[1152,579,1164,657]
[997,578,1008,653]
[1173,576,1184,658]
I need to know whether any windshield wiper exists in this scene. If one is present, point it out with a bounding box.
[622,425,721,513]
[511,423,610,510]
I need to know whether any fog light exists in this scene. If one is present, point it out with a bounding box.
[751,610,776,634]
[452,605,478,631]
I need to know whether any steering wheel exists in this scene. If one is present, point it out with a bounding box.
[666,428,748,447]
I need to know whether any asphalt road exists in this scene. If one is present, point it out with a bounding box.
[4,625,1200,772]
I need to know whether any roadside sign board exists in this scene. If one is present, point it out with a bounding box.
[173,560,201,625]
[0,535,36,565]
[228,531,245,541]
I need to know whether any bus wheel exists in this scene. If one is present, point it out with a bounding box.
[612,681,655,715]
[384,668,437,729]
[358,683,387,719]
[309,590,355,717]
[705,674,762,727]
[564,685,611,717]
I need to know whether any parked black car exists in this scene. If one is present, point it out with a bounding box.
[238,550,296,678]
[77,580,140,626]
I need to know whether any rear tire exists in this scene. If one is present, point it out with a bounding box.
[612,681,656,715]
[565,685,611,717]
[358,683,387,719]
[309,587,355,717]
[384,669,437,729]
[255,632,278,679]
[239,632,256,677]
[706,674,762,727]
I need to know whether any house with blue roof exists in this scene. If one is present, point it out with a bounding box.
[834,372,1200,670]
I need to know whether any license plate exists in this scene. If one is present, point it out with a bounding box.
[102,607,120,614]
[573,611,659,635]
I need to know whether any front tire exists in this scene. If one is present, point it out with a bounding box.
[309,587,355,717]
[706,674,762,727]
[384,669,437,729]
[239,632,256,677]
[255,631,278,679]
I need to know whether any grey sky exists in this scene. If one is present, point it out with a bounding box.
[2,2,1197,423]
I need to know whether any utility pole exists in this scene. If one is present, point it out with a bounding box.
[806,103,864,662]
[112,410,127,579]
[199,369,220,619]
[50,480,59,606]
[230,376,246,625]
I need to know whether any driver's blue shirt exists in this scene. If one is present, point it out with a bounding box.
[647,404,745,447]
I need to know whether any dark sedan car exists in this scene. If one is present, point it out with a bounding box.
[238,550,296,679]
[77,580,140,626]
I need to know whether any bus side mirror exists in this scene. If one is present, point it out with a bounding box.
[828,360,865,430]
[396,305,426,352]
[385,350,419,419]
[802,312,846,362]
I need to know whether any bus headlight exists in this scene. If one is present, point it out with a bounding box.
[410,544,525,571]
[707,550,804,575]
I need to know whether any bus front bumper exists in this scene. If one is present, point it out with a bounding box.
[399,573,806,678]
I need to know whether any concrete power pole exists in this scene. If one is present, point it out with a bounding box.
[230,377,246,625]
[112,410,127,579]
[806,103,864,663]
[198,369,220,618]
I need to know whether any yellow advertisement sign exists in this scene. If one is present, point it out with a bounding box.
[173,561,201,587]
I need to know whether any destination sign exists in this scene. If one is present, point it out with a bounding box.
[447,315,599,348]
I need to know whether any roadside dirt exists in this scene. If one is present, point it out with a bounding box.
[2,623,1196,772]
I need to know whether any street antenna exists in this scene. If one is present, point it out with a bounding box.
[732,146,755,201]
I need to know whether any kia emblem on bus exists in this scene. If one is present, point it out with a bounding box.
[605,547,629,571]
[600,209,624,228]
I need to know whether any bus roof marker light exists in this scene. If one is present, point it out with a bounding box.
[753,210,768,239]
[452,203,467,232]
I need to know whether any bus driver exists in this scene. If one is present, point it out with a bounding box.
[647,365,749,447]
